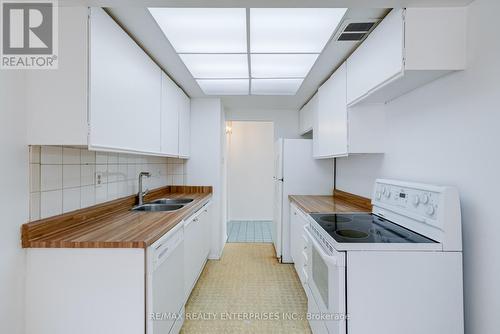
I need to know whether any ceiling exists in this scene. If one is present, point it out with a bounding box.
[65,0,472,110]
[148,8,349,96]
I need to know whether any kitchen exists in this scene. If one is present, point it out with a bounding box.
[0,0,498,333]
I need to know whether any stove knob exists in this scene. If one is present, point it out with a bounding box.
[385,191,391,198]
[421,194,429,204]
[376,192,382,200]
[426,205,435,216]
[413,195,420,206]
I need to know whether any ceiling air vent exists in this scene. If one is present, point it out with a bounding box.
[337,21,377,42]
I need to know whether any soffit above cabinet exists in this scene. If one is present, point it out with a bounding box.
[106,7,389,108]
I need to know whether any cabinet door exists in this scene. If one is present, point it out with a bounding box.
[89,8,161,154]
[183,216,199,298]
[26,7,88,145]
[160,73,179,156]
[290,205,300,263]
[314,62,348,158]
[299,96,314,134]
[346,9,404,105]
[178,89,191,158]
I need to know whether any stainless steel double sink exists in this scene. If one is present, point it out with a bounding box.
[132,198,194,212]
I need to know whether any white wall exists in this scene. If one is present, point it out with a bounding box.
[336,1,499,332]
[227,121,274,221]
[0,71,27,334]
[225,108,300,139]
[186,98,225,259]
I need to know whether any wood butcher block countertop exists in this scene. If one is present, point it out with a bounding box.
[22,186,212,249]
[289,189,372,214]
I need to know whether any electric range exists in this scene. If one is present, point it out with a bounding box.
[308,212,439,252]
[302,179,464,334]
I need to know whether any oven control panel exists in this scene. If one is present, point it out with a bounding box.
[371,179,462,251]
[374,183,439,219]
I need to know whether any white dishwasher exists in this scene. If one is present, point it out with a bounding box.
[146,223,184,334]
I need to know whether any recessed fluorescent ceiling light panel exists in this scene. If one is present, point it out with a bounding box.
[251,54,319,78]
[197,79,249,95]
[149,7,346,95]
[251,79,304,95]
[179,54,248,79]
[148,8,247,53]
[250,8,347,53]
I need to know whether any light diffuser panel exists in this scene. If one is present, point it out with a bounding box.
[251,54,319,78]
[197,79,249,95]
[149,8,247,53]
[250,8,347,53]
[251,79,303,95]
[179,54,248,79]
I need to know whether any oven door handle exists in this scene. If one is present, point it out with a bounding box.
[303,226,338,267]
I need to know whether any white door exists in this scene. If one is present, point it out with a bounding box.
[272,139,283,259]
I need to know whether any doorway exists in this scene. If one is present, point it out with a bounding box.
[226,121,274,243]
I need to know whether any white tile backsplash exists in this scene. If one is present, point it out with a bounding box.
[30,146,187,221]
[41,146,62,164]
[30,164,40,192]
[63,188,80,213]
[40,190,62,219]
[95,151,108,164]
[30,192,40,221]
[63,165,80,189]
[81,150,96,164]
[81,165,95,186]
[62,148,81,164]
[80,185,96,207]
[40,165,62,191]
[30,146,40,164]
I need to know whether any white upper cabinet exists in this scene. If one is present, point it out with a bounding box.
[347,8,466,106]
[178,88,191,158]
[26,7,89,146]
[160,73,180,156]
[313,62,385,159]
[26,7,190,158]
[160,73,190,158]
[299,97,314,135]
[89,7,162,154]
[314,63,348,158]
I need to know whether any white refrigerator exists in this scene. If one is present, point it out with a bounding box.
[273,138,333,263]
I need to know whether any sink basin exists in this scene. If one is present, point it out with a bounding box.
[132,203,184,212]
[149,198,194,205]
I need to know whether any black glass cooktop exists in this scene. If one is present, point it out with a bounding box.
[310,213,437,244]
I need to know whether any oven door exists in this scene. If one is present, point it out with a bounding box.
[304,226,346,334]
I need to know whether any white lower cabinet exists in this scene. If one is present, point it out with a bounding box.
[290,203,309,285]
[25,200,212,334]
[183,202,211,300]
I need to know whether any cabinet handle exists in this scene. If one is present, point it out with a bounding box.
[158,247,169,259]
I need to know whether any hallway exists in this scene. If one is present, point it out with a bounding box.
[181,244,311,333]
[227,221,273,243]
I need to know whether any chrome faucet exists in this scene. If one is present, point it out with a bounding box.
[138,172,151,206]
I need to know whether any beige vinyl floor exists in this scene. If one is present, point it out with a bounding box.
[180,243,312,334]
